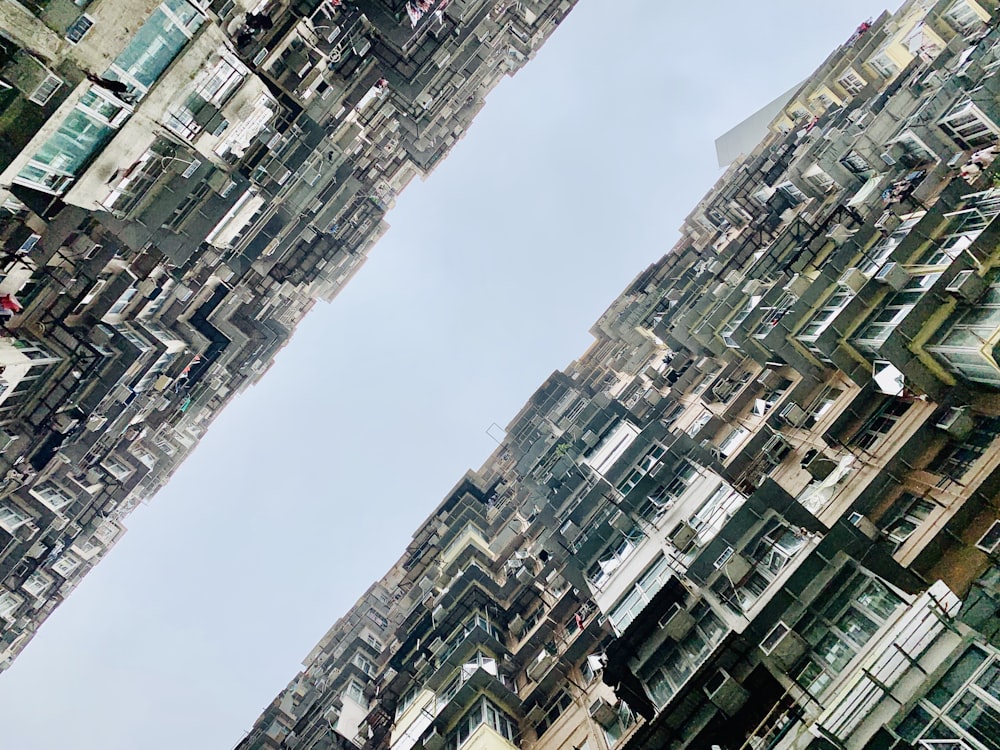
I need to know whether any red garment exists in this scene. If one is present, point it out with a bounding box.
[0,295,22,313]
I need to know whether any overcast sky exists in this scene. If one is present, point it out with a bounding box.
[0,2,890,748]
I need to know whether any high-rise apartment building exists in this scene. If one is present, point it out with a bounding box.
[232,3,1000,750]
[0,0,580,668]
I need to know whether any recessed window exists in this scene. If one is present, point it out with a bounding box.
[0,590,24,620]
[65,15,95,44]
[976,520,1000,554]
[28,74,63,106]
[0,503,30,532]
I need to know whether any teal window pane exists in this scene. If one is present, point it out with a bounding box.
[33,108,113,174]
[109,6,201,90]
[949,693,1000,750]
[928,647,988,707]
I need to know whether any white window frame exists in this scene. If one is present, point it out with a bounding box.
[0,503,30,532]
[0,590,24,620]
[28,73,63,106]
[838,69,867,95]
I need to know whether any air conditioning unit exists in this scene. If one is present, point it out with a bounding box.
[779,402,808,427]
[839,267,868,293]
[0,430,19,453]
[828,224,857,246]
[762,434,792,462]
[757,368,780,387]
[589,698,619,729]
[936,406,974,440]
[14,521,38,542]
[874,262,910,291]
[802,450,837,480]
[946,270,987,302]
[527,651,554,681]
[526,704,546,724]
[509,613,525,636]
[413,653,428,671]
[874,211,901,233]
[423,729,445,750]
[610,509,633,532]
[669,521,698,552]
[715,548,752,581]
[704,669,749,716]
[658,602,696,640]
[760,621,807,671]
[742,279,765,296]
[784,274,811,298]
[847,511,880,540]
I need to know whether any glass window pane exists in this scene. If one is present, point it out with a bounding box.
[928,647,989,707]
[949,693,1000,750]
[838,608,879,644]
[856,581,901,619]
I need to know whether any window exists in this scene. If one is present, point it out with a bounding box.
[28,73,63,106]
[355,653,375,675]
[799,289,852,344]
[366,607,388,629]
[51,553,82,578]
[748,521,806,577]
[930,284,1000,387]
[445,698,516,750]
[686,410,713,436]
[104,0,204,99]
[804,164,837,193]
[926,416,1000,481]
[896,645,1000,750]
[869,51,899,78]
[894,130,937,164]
[601,702,635,746]
[777,181,807,206]
[65,14,94,44]
[587,525,645,589]
[940,100,1000,150]
[946,0,986,35]
[838,69,867,95]
[851,270,940,356]
[0,590,23,620]
[21,570,53,598]
[0,503,30,532]
[608,555,672,634]
[852,399,911,451]
[616,444,666,495]
[881,493,937,546]
[841,150,872,175]
[718,427,749,458]
[395,685,419,718]
[344,679,366,704]
[643,602,727,708]
[107,287,138,316]
[535,690,573,736]
[30,483,74,511]
[794,571,903,696]
[688,483,743,541]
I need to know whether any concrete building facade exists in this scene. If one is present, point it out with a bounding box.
[234,4,1000,750]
